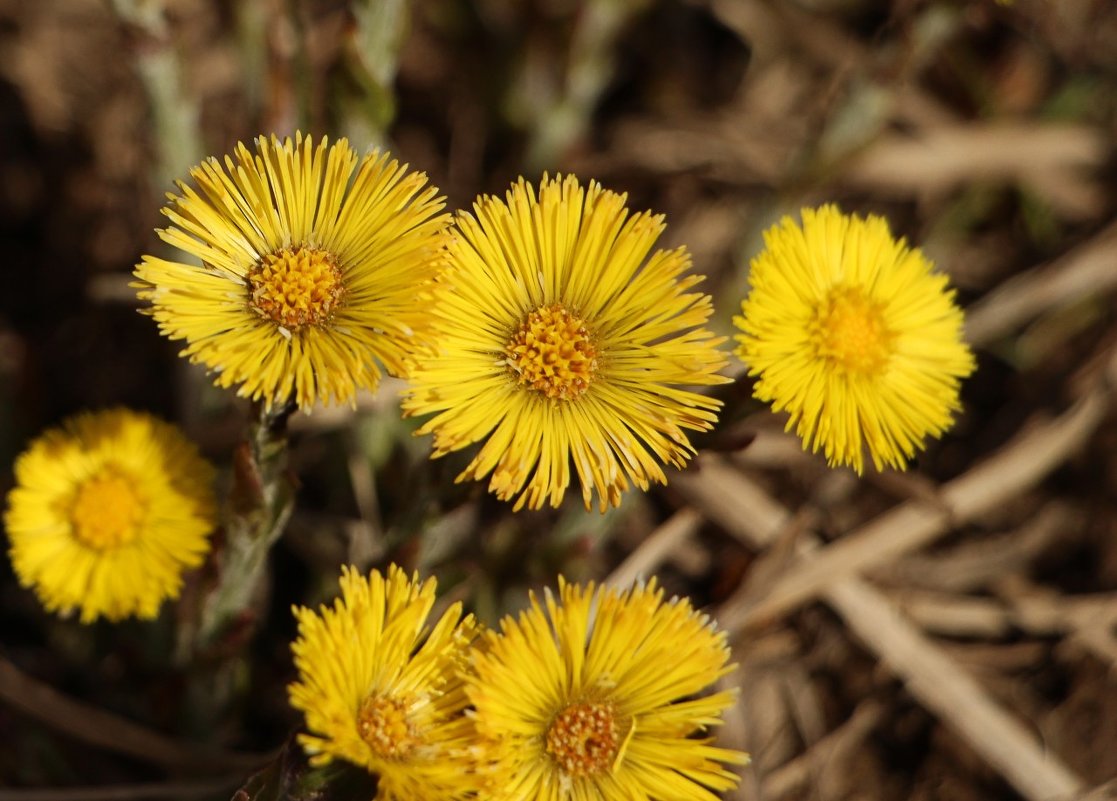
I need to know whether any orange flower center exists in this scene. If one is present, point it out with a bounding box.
[813,286,893,374]
[71,471,143,550]
[357,693,420,760]
[505,304,598,400]
[545,701,622,778]
[248,245,345,330]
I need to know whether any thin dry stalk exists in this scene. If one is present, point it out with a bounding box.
[676,466,1089,801]
[825,577,1084,800]
[0,778,243,801]
[0,657,264,772]
[879,502,1073,593]
[965,221,1117,347]
[606,507,703,588]
[710,377,1108,631]
[759,702,884,800]
[997,577,1117,671]
[844,123,1106,211]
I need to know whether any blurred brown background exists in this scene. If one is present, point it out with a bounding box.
[1,1,1117,800]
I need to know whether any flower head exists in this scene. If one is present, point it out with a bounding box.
[134,133,451,411]
[4,409,216,622]
[734,205,975,473]
[403,175,729,512]
[468,578,747,801]
[288,565,479,800]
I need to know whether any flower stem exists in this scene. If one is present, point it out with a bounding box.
[188,400,298,656]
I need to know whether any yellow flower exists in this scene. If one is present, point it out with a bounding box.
[4,409,216,623]
[288,565,479,800]
[403,175,729,512]
[734,205,975,473]
[468,578,747,801]
[134,133,450,411]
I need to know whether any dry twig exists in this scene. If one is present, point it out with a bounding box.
[675,464,1088,801]
[965,221,1117,347]
[0,656,265,772]
[606,507,702,588]
[710,380,1108,631]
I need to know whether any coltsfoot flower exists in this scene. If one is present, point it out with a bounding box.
[467,578,748,801]
[134,133,451,411]
[4,409,216,622]
[734,205,975,473]
[403,175,729,512]
[288,565,479,800]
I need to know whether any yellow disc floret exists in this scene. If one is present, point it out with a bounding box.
[505,303,598,401]
[248,245,345,330]
[813,286,894,374]
[70,470,144,550]
[357,693,421,761]
[546,701,623,778]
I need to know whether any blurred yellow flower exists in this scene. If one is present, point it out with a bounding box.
[134,133,450,411]
[735,205,975,473]
[468,578,747,801]
[288,565,479,801]
[403,175,729,512]
[4,409,216,623]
